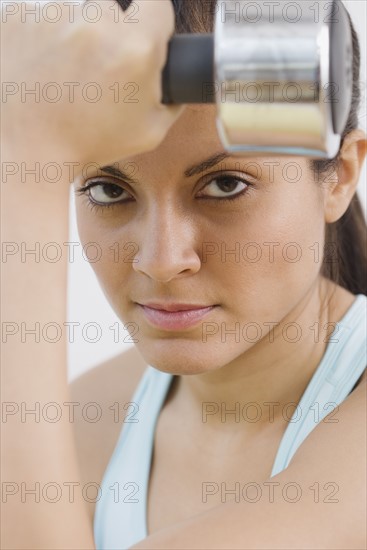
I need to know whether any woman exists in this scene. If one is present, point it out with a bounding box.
[2,1,366,549]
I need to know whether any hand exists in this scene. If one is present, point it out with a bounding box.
[2,0,184,171]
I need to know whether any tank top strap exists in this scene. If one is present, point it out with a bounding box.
[270,294,367,477]
[93,366,174,550]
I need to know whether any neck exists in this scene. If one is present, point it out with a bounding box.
[169,278,355,438]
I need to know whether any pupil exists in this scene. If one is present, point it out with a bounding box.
[218,177,237,192]
[103,184,121,198]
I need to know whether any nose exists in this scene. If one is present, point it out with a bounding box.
[132,205,201,282]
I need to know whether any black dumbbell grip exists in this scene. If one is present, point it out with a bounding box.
[162,34,215,104]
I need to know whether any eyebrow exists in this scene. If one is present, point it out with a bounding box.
[100,152,231,184]
[184,152,230,177]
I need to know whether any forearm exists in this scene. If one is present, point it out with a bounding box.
[130,385,366,550]
[1,167,95,548]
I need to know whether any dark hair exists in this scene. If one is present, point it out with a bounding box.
[119,0,367,295]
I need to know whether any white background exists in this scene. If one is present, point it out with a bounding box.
[67,0,367,382]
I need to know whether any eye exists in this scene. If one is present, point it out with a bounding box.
[197,175,252,201]
[74,179,133,210]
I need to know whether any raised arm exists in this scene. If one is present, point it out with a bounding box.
[130,376,367,550]
[1,2,182,548]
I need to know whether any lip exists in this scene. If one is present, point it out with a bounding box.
[138,302,213,312]
[136,303,217,330]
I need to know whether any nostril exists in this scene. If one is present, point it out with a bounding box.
[132,247,201,282]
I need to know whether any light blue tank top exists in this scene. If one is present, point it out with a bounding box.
[94,294,367,549]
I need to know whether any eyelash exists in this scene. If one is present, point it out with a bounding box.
[74,175,253,214]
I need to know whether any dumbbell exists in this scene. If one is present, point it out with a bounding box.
[162,0,353,158]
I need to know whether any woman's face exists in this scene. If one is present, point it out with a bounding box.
[74,105,328,375]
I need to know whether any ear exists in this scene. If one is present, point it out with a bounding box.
[324,129,367,223]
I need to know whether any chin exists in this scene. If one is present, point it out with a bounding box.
[135,338,244,376]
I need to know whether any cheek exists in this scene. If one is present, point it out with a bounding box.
[208,183,325,314]
[75,207,132,303]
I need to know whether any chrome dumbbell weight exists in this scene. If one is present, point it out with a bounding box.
[162,0,353,159]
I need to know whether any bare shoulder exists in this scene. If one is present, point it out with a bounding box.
[69,346,148,524]
[291,369,366,467]
[283,370,367,546]
[69,345,148,406]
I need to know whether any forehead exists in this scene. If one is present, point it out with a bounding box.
[118,104,309,179]
[137,104,221,166]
